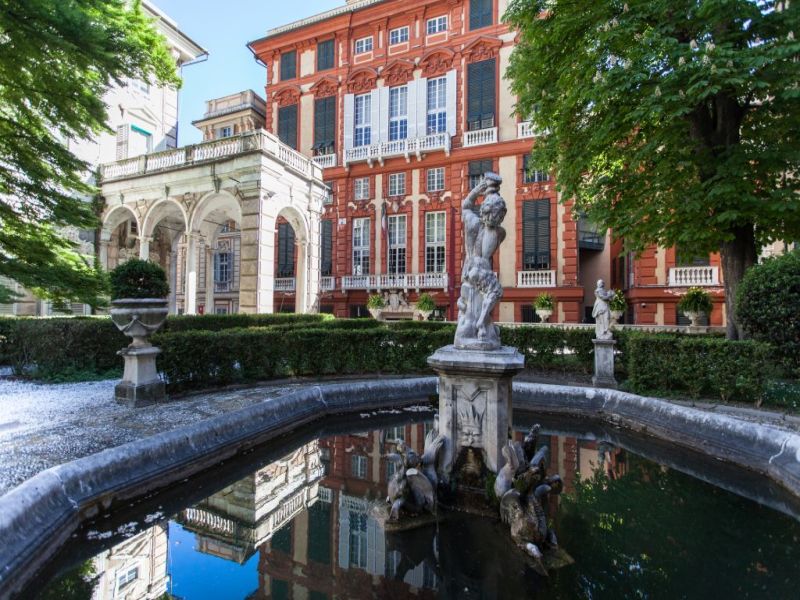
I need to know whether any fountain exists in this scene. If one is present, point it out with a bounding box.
[380,174,568,570]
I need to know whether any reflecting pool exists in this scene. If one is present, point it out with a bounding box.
[34,411,800,599]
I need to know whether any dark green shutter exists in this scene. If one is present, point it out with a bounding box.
[314,97,336,151]
[280,50,296,80]
[278,104,298,149]
[278,222,296,277]
[470,0,493,30]
[467,59,496,129]
[469,159,493,188]
[523,200,550,270]
[317,39,334,71]
[321,220,333,276]
[307,501,331,564]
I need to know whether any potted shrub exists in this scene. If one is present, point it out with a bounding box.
[367,293,385,320]
[609,290,627,325]
[109,258,170,347]
[415,292,436,321]
[677,286,713,328]
[533,292,555,323]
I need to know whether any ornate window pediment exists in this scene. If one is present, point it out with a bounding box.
[382,59,415,86]
[419,48,456,78]
[272,86,301,107]
[346,67,378,94]
[310,76,339,99]
[463,36,502,63]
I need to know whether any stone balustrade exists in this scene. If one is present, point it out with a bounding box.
[313,153,337,169]
[275,278,296,292]
[341,272,448,291]
[464,126,498,147]
[344,133,450,167]
[668,266,720,287]
[517,121,537,139]
[516,270,557,288]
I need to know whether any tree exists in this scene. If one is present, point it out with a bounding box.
[505,0,800,339]
[0,0,181,308]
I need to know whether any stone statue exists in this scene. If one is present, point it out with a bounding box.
[592,279,616,340]
[455,173,507,351]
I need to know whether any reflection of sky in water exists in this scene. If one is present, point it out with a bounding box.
[169,522,259,599]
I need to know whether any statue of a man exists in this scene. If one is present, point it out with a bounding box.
[592,279,615,340]
[454,173,507,350]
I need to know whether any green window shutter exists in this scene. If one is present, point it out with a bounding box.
[314,97,336,151]
[470,0,494,30]
[280,50,296,80]
[321,220,333,276]
[278,222,296,277]
[523,200,551,270]
[468,159,493,188]
[307,501,332,564]
[317,39,335,71]
[467,58,496,129]
[278,104,298,149]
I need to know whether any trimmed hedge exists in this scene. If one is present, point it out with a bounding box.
[625,333,774,403]
[154,327,454,392]
[165,312,330,332]
[501,326,595,374]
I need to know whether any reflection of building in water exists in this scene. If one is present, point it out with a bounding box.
[90,523,168,600]
[177,441,324,564]
[260,425,437,599]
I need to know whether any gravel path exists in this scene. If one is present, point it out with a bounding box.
[0,376,307,495]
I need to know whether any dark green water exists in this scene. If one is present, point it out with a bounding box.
[34,412,800,600]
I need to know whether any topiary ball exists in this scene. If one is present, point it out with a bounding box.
[736,250,800,374]
[109,258,170,300]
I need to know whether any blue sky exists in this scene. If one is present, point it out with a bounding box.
[155,0,342,146]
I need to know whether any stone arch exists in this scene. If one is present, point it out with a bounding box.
[141,198,188,314]
[100,204,140,271]
[189,191,242,235]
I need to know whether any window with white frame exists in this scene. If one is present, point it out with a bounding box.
[427,77,447,134]
[387,425,405,442]
[348,511,368,567]
[354,93,372,147]
[218,126,233,139]
[355,36,373,54]
[214,251,232,284]
[352,218,370,274]
[427,15,448,34]
[389,86,408,141]
[387,214,406,274]
[351,455,368,479]
[354,177,370,200]
[388,173,406,196]
[427,167,445,192]
[117,566,138,590]
[425,212,446,273]
[389,26,409,45]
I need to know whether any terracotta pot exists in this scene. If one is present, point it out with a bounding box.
[111,298,169,348]
[535,308,553,323]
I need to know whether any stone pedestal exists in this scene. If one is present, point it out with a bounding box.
[592,338,617,388]
[427,345,525,480]
[115,346,166,407]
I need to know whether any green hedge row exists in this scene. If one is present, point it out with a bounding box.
[154,328,454,392]
[164,312,330,332]
[624,333,775,403]
[501,326,595,374]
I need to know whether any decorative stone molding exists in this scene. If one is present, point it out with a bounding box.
[273,86,301,107]
[463,36,503,63]
[419,48,455,77]
[382,59,415,86]
[346,67,378,93]
[310,76,339,99]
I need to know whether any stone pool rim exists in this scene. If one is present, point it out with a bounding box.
[1,379,799,598]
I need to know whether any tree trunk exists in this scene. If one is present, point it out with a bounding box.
[720,223,757,340]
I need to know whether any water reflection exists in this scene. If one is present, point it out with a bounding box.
[37,418,800,599]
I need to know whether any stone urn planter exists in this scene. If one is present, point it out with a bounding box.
[610,309,624,325]
[111,298,169,348]
[535,308,553,323]
[368,307,382,320]
[417,309,433,321]
[683,310,702,328]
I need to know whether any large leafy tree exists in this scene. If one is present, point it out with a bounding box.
[0,0,181,308]
[505,0,800,338]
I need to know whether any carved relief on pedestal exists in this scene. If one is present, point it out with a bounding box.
[454,384,487,448]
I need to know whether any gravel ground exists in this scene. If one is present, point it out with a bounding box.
[0,376,308,495]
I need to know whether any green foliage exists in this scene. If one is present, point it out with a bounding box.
[500,326,595,374]
[677,286,713,315]
[0,0,181,308]
[533,292,555,311]
[609,290,627,312]
[367,294,385,310]
[164,312,328,332]
[736,250,800,376]
[625,333,774,403]
[108,259,169,299]
[37,559,97,600]
[416,292,436,312]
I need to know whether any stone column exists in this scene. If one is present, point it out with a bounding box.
[99,240,111,271]
[295,237,307,313]
[592,338,617,388]
[205,245,215,314]
[138,236,152,261]
[183,233,198,315]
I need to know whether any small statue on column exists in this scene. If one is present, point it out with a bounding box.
[455,173,507,351]
[592,279,616,340]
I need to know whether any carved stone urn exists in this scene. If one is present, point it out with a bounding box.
[683,310,702,328]
[111,298,169,406]
[610,309,624,325]
[535,308,553,323]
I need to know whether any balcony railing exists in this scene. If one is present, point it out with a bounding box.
[321,276,336,291]
[517,270,556,288]
[313,153,337,169]
[100,130,321,182]
[464,127,498,148]
[518,121,537,139]
[341,273,449,291]
[275,277,296,292]
[214,280,232,293]
[344,133,450,167]
[668,266,719,287]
